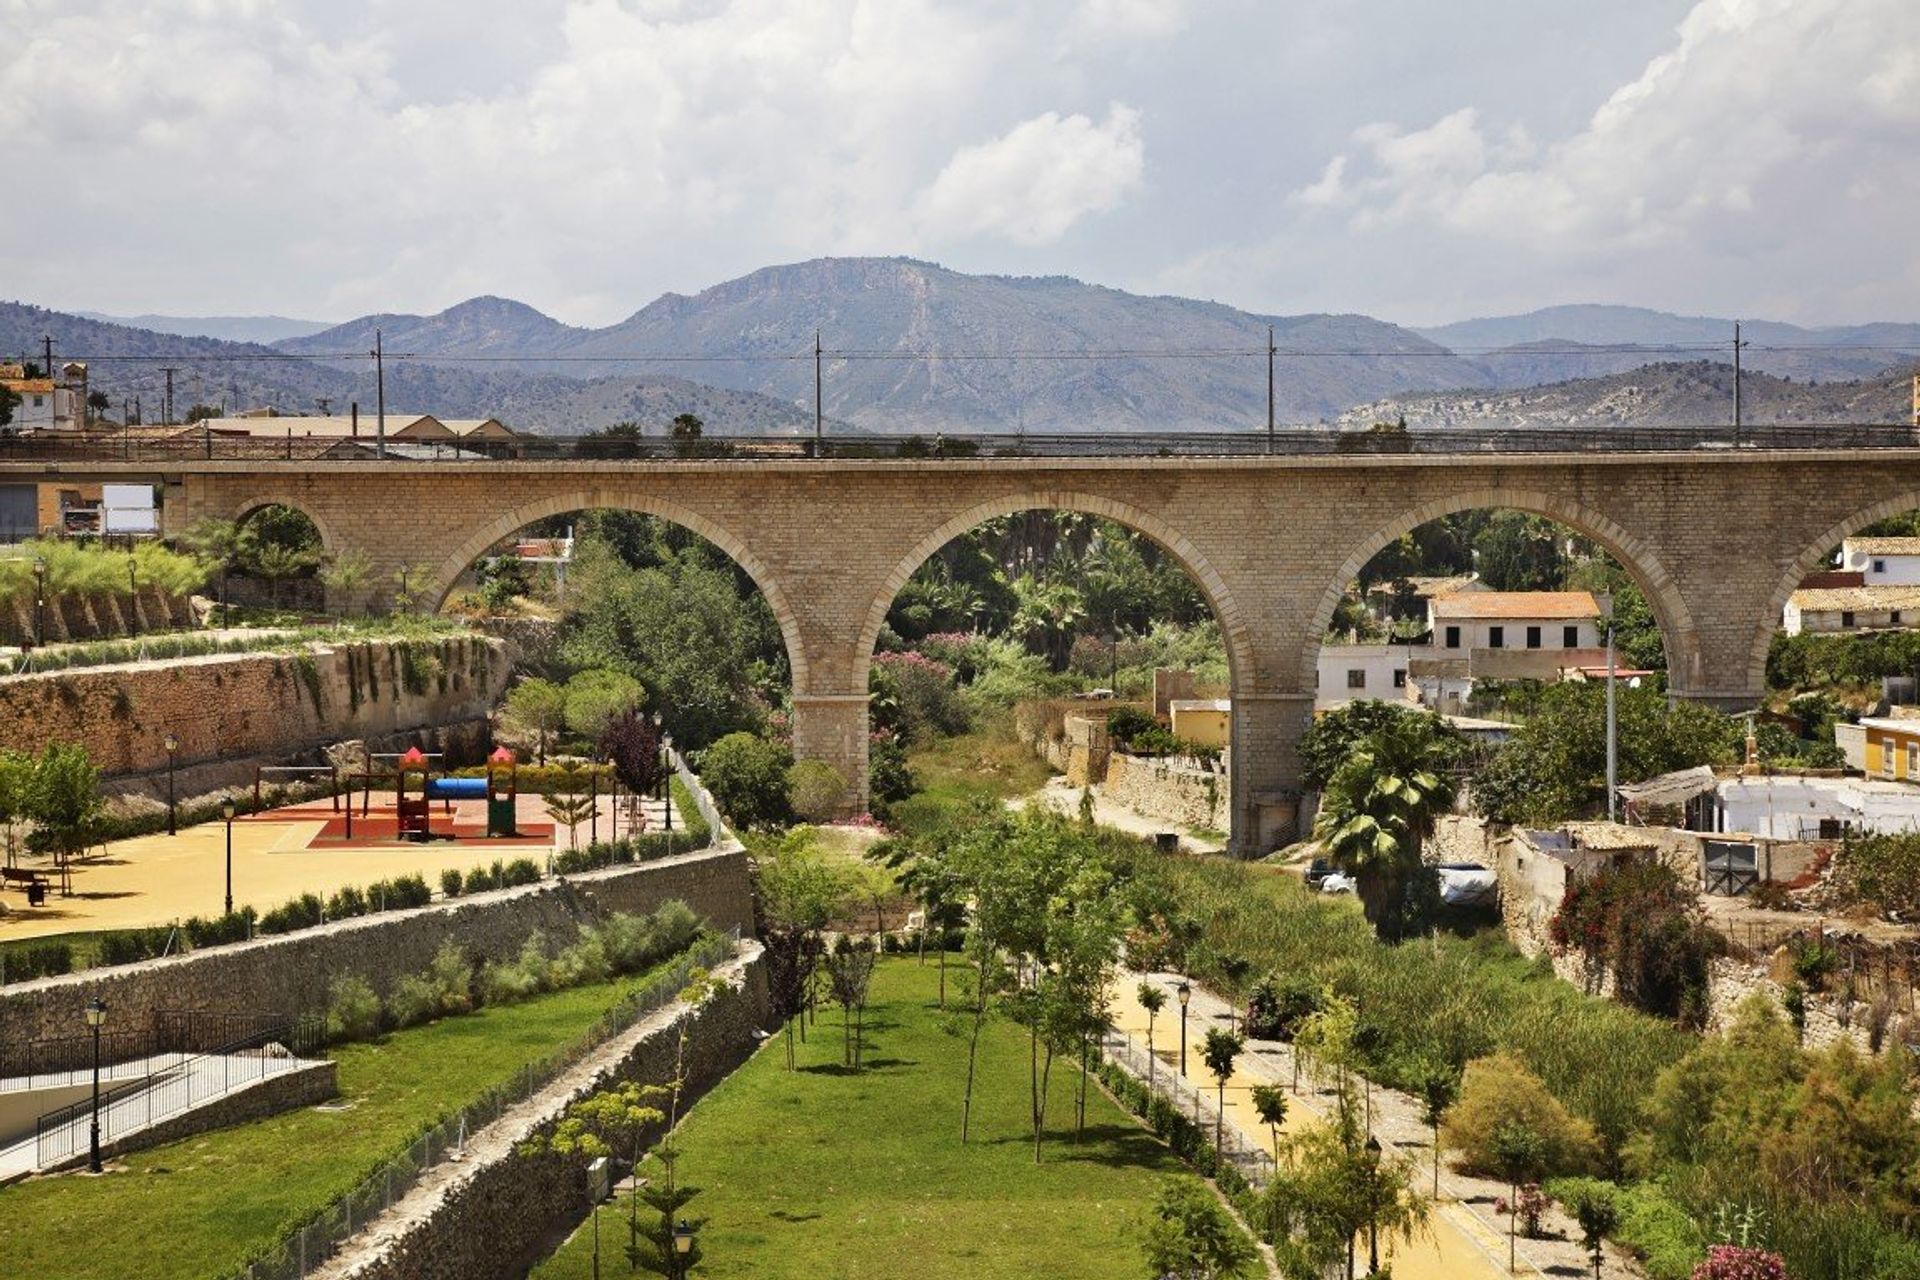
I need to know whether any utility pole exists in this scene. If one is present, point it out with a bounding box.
[41,335,53,379]
[373,328,387,460]
[1731,320,1744,445]
[160,366,177,426]
[1266,325,1276,454]
[813,331,823,456]
[1605,616,1618,822]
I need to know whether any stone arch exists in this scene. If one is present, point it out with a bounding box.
[1751,488,1920,692]
[1303,486,1702,691]
[853,489,1259,686]
[227,494,340,557]
[424,490,810,691]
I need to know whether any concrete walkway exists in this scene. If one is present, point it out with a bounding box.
[0,1049,316,1179]
[1112,973,1646,1280]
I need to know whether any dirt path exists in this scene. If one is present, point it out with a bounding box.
[1016,776,1228,854]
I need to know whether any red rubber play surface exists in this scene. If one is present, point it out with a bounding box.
[237,797,557,849]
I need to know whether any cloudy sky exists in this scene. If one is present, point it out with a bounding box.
[1,0,1914,327]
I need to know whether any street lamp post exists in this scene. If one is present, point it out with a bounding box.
[1364,1134,1383,1275]
[33,556,47,648]
[85,997,108,1173]
[1176,980,1191,1077]
[128,554,139,638]
[672,1219,694,1279]
[222,797,237,916]
[653,712,672,834]
[164,732,179,836]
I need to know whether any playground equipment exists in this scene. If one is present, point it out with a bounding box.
[388,746,519,841]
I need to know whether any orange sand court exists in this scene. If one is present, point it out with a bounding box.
[0,792,669,942]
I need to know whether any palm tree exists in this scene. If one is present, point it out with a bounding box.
[1313,715,1459,943]
[1138,982,1166,1090]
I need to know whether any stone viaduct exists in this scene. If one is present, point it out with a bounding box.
[13,448,1920,854]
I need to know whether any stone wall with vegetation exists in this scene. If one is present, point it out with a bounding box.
[1102,751,1229,832]
[317,945,770,1280]
[0,847,755,1044]
[0,635,508,777]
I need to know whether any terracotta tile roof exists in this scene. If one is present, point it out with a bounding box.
[1429,590,1599,620]
[1800,570,1866,590]
[1,378,55,394]
[1790,585,1920,612]
[1844,536,1920,556]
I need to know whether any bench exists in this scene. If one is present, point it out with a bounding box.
[2,866,52,906]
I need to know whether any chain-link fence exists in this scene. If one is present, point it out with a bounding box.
[229,931,738,1280]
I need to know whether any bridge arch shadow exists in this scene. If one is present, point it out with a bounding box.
[227,495,339,559]
[425,491,810,691]
[1303,486,1702,694]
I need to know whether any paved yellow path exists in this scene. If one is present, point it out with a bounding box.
[0,793,675,941]
[1111,975,1525,1280]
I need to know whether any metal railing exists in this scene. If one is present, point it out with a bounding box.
[2,1009,319,1088]
[32,1013,324,1167]
[1101,1026,1275,1185]
[231,930,739,1280]
[2,421,1918,465]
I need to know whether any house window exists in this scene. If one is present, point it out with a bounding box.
[1393,669,1407,689]
[1874,558,1887,573]
[1564,625,1579,647]
[1347,669,1366,690]
[1842,611,1856,628]
[1894,611,1904,626]
[1488,626,1505,649]
[31,395,44,407]
[1526,626,1542,649]
[1884,741,1896,776]
[1908,744,1918,777]
[1444,625,1461,649]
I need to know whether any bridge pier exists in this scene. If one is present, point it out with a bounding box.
[1229,691,1313,859]
[790,692,871,816]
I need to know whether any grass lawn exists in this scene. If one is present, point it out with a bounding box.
[533,957,1187,1280]
[0,955,694,1280]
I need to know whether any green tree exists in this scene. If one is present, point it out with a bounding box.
[563,668,646,743]
[1474,683,1732,826]
[1141,1177,1257,1280]
[599,708,667,798]
[1475,511,1566,592]
[27,743,103,872]
[504,677,568,765]
[1558,1181,1620,1280]
[1490,1120,1550,1273]
[0,749,34,867]
[1138,982,1167,1091]
[180,517,258,621]
[1313,714,1459,942]
[319,548,373,614]
[867,834,965,1002]
[543,765,598,849]
[758,831,850,1067]
[1202,1025,1245,1154]
[1299,700,1468,790]
[1251,1082,1289,1168]
[518,1079,669,1265]
[0,384,18,429]
[698,733,792,830]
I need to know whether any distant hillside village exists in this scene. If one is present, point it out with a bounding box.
[0,360,520,538]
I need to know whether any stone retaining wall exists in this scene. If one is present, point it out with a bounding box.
[0,634,509,777]
[316,944,771,1280]
[0,847,755,1046]
[1102,752,1229,832]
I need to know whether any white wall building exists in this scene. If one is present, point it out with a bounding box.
[1315,642,1419,709]
[1713,775,1920,840]
[1782,586,1920,635]
[1428,591,1602,654]
[1841,537,1920,586]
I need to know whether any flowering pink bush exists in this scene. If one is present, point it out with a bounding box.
[1691,1245,1788,1280]
[1516,1183,1551,1238]
[915,632,979,666]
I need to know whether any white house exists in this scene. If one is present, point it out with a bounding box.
[1,361,88,430]
[1315,642,1419,709]
[1782,585,1920,635]
[1840,537,1920,586]
[1427,590,1602,654]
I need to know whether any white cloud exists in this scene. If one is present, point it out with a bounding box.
[1170,0,1920,322]
[1068,0,1189,41]
[914,105,1145,246]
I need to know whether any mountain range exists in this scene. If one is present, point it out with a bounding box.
[11,259,1919,434]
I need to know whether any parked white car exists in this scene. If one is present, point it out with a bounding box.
[1319,872,1356,895]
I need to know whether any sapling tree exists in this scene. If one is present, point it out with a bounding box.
[1490,1119,1549,1274]
[544,765,598,849]
[1137,981,1166,1091]
[1202,1026,1245,1154]
[1415,1060,1459,1198]
[756,832,845,1066]
[519,1079,669,1263]
[825,935,877,1069]
[1251,1082,1288,1169]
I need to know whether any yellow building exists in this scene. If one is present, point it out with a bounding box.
[1861,715,1920,781]
[1169,698,1231,748]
